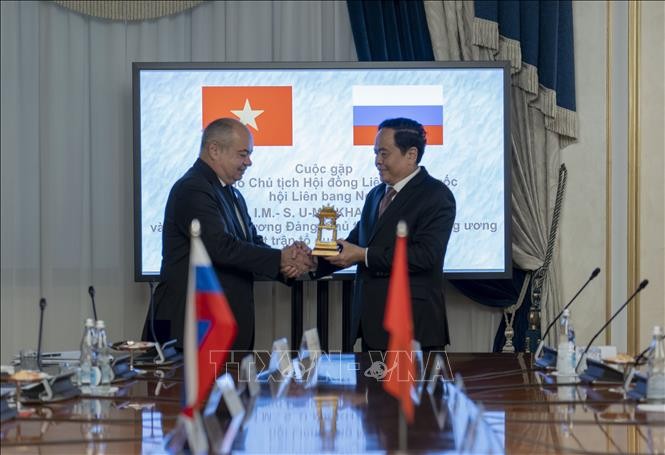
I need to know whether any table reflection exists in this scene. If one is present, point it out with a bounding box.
[141,409,166,455]
[3,353,664,455]
[239,396,367,453]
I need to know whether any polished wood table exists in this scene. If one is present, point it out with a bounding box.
[1,353,664,453]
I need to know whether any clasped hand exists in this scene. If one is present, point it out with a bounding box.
[323,239,365,269]
[280,241,316,278]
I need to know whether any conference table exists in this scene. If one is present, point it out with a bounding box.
[1,352,663,453]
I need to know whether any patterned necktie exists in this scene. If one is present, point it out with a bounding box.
[378,187,397,218]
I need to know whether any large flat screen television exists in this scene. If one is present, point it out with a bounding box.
[133,61,511,281]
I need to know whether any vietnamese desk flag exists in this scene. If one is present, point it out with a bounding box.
[182,219,238,416]
[202,86,293,146]
[352,85,444,146]
[383,220,415,424]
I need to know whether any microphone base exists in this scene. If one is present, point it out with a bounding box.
[134,339,183,366]
[20,372,81,403]
[579,358,624,384]
[112,358,139,382]
[534,346,557,369]
[626,372,647,400]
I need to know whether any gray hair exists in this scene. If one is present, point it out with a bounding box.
[199,118,247,153]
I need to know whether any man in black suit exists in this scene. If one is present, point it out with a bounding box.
[321,118,456,351]
[143,118,311,350]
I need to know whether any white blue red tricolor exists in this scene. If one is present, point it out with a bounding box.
[182,220,237,416]
[352,85,444,146]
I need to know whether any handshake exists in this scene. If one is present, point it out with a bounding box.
[280,241,317,279]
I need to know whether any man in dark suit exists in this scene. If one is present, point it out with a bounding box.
[143,118,311,350]
[321,118,456,351]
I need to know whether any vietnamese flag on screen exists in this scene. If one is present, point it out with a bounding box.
[202,86,292,146]
[352,85,443,146]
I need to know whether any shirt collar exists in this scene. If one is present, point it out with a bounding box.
[390,166,421,193]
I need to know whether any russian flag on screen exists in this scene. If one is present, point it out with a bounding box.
[182,221,237,416]
[352,85,444,146]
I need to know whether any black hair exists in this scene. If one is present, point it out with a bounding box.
[378,117,427,163]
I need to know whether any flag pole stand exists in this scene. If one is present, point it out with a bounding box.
[398,407,407,451]
[166,411,209,454]
[164,417,188,453]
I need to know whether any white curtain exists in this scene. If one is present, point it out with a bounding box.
[0,0,357,362]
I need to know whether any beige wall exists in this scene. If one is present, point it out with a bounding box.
[253,1,665,354]
[638,1,665,348]
[560,0,609,348]
[2,2,660,361]
[561,0,664,353]
[282,1,665,354]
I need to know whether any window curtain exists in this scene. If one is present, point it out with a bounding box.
[423,0,576,349]
[346,0,577,350]
[346,0,434,60]
[473,0,578,145]
[0,0,357,363]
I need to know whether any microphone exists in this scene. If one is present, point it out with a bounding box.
[624,328,665,400]
[633,331,665,366]
[88,285,98,321]
[535,267,601,360]
[24,297,81,403]
[148,281,158,343]
[37,298,47,370]
[575,279,649,373]
[146,281,179,364]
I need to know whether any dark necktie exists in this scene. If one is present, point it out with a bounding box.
[378,187,397,218]
[222,185,247,239]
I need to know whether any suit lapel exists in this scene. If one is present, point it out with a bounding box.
[192,158,246,239]
[368,169,427,244]
[364,184,385,241]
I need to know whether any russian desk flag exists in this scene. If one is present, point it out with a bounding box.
[182,219,238,416]
[352,85,444,146]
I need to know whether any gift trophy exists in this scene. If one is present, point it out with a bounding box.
[312,206,341,256]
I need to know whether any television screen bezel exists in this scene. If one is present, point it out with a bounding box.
[132,60,512,282]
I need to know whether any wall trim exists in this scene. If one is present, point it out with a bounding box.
[627,0,641,355]
[53,1,203,21]
[605,0,613,345]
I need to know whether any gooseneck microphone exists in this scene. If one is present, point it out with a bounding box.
[633,332,665,366]
[575,279,649,373]
[148,281,158,343]
[535,267,601,360]
[37,298,47,370]
[88,285,98,321]
[147,281,172,364]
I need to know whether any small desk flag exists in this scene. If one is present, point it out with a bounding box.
[383,220,415,424]
[183,219,238,415]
